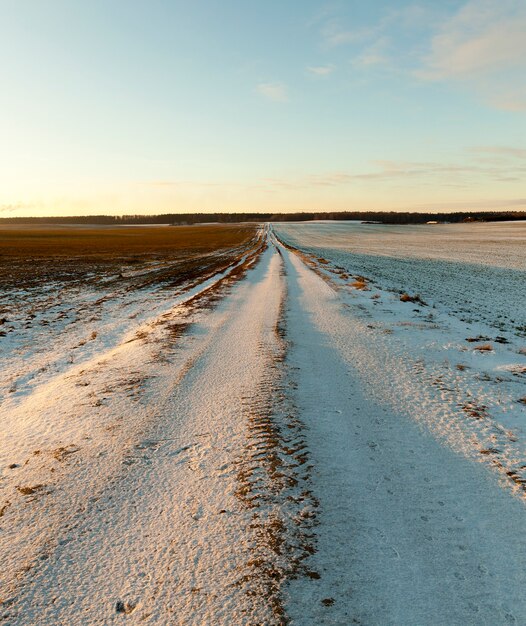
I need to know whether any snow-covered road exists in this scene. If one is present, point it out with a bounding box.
[1,227,525,624]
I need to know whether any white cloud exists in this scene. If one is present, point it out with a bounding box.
[469,145,526,159]
[318,2,526,111]
[486,88,526,112]
[417,0,526,110]
[355,53,387,68]
[0,202,36,213]
[259,155,526,191]
[321,20,378,47]
[420,0,526,79]
[321,5,438,49]
[306,64,335,76]
[256,82,289,102]
[412,197,526,210]
[352,37,391,68]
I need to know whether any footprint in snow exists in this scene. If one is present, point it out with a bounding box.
[115,600,136,614]
[191,505,203,521]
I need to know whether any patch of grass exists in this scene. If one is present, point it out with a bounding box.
[400,292,427,305]
[473,343,493,352]
[16,484,44,495]
[351,276,369,290]
[461,402,487,419]
[53,445,80,462]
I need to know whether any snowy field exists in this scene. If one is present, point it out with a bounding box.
[1,221,525,624]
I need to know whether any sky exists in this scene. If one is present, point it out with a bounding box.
[0,0,525,216]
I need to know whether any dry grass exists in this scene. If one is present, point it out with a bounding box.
[231,266,319,624]
[461,401,487,419]
[351,276,369,290]
[0,501,11,517]
[473,343,493,352]
[400,292,427,305]
[16,484,44,496]
[53,446,80,462]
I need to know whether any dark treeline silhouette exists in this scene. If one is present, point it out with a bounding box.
[1,210,525,225]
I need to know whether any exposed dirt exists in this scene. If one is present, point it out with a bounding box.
[0,224,256,291]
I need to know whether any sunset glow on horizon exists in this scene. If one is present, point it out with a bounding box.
[1,0,525,217]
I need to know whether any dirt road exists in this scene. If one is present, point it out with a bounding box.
[1,230,525,625]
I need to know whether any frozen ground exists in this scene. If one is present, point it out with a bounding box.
[276,220,526,335]
[1,222,525,624]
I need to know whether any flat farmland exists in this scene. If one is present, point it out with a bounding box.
[1,222,525,625]
[0,224,256,289]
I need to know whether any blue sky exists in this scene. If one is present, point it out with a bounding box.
[1,0,525,215]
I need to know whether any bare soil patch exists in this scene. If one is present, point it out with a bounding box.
[0,224,256,291]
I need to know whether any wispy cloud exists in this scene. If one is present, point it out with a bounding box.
[256,82,289,102]
[417,0,526,110]
[0,202,36,213]
[306,64,335,76]
[259,156,526,190]
[320,5,438,50]
[412,197,526,211]
[352,38,391,68]
[468,145,526,159]
[321,19,378,47]
[419,0,526,79]
[140,180,230,189]
[318,2,526,111]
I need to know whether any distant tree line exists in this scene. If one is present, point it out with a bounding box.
[1,210,525,225]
